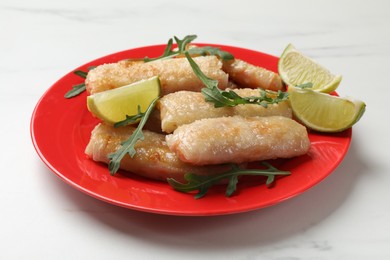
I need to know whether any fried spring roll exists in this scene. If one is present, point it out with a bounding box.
[85,123,230,182]
[158,89,292,133]
[86,56,229,95]
[222,59,284,91]
[166,116,310,165]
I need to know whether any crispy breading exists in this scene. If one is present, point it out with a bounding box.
[85,123,231,182]
[166,116,310,165]
[222,59,284,91]
[158,89,292,133]
[86,56,229,95]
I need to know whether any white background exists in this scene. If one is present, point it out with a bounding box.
[2,0,390,259]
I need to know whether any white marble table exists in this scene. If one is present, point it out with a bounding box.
[2,0,390,259]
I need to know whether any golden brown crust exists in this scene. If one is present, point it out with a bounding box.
[158,89,292,133]
[222,59,284,91]
[85,123,231,182]
[86,56,229,95]
[166,116,310,165]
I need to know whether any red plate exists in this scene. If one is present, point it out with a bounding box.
[30,44,351,216]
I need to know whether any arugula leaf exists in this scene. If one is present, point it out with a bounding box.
[226,174,239,197]
[64,83,86,98]
[184,52,289,108]
[201,88,236,108]
[144,35,197,62]
[184,52,219,89]
[113,105,145,128]
[174,35,198,53]
[188,46,234,60]
[64,67,96,99]
[167,162,291,199]
[108,97,158,175]
[241,90,289,108]
[73,70,88,78]
[144,38,175,62]
[144,35,234,63]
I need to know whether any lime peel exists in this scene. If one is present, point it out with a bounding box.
[87,76,161,124]
[278,44,342,93]
[288,88,366,132]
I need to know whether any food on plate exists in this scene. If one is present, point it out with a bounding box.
[71,35,364,198]
[278,43,342,93]
[158,89,292,133]
[85,56,229,95]
[85,123,232,182]
[222,59,284,91]
[288,88,366,132]
[166,116,310,165]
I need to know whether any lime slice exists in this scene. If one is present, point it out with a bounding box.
[289,88,365,132]
[278,44,342,93]
[87,76,161,124]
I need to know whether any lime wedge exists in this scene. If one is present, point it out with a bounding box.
[87,76,161,124]
[278,44,342,93]
[288,88,365,132]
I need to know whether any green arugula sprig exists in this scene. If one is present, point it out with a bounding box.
[65,83,86,98]
[232,90,289,108]
[64,67,96,98]
[108,97,158,175]
[167,162,291,199]
[184,52,289,108]
[188,46,234,60]
[113,105,145,128]
[143,35,196,62]
[144,35,234,63]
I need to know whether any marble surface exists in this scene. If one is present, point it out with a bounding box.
[2,0,390,259]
